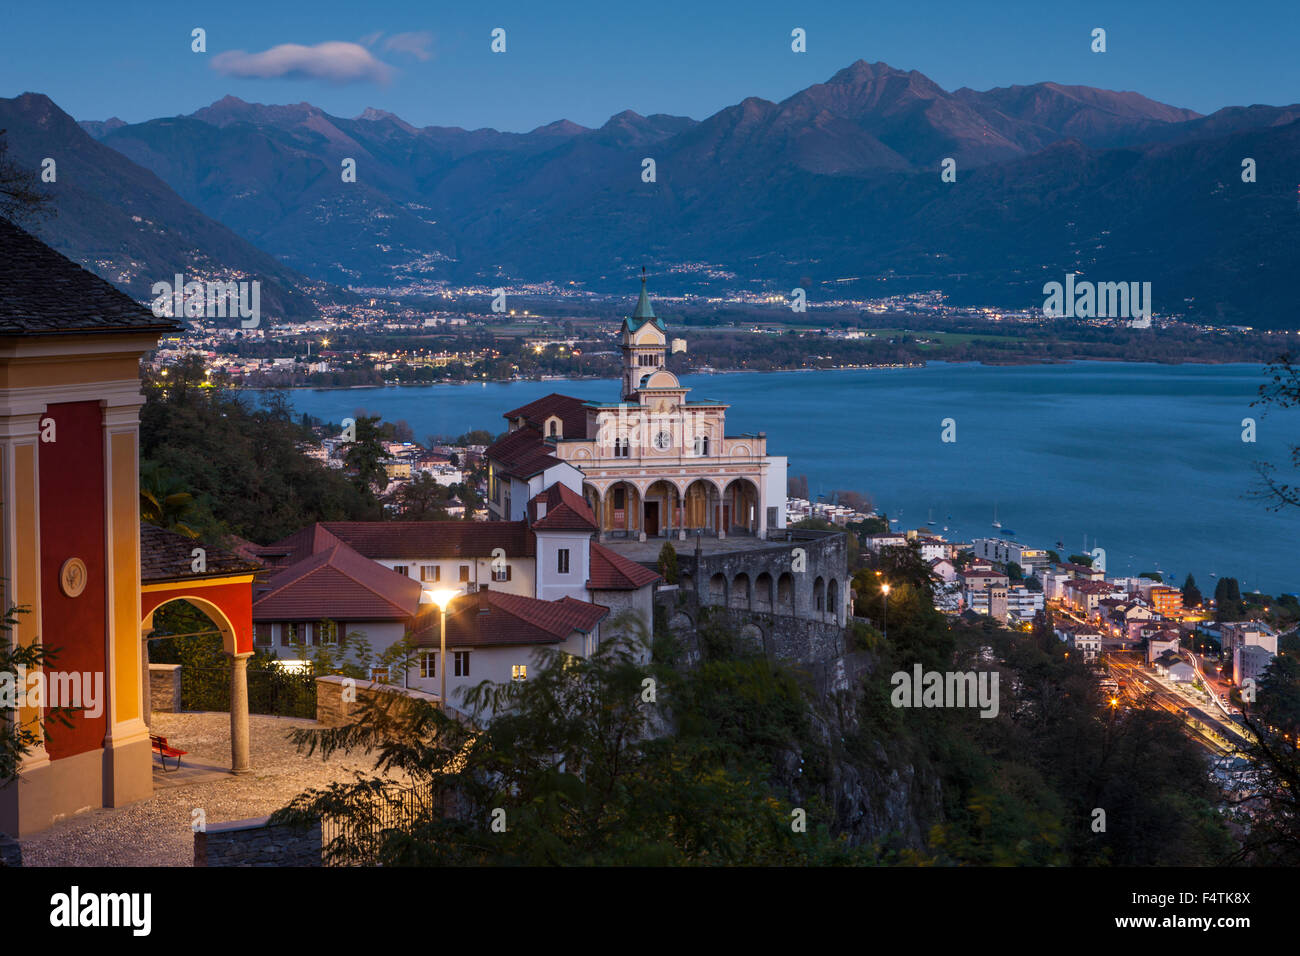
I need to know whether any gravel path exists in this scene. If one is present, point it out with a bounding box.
[20,711,402,866]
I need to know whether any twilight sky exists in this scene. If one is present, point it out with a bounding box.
[2,0,1297,131]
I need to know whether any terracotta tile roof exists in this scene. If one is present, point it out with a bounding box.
[530,483,598,532]
[259,521,535,563]
[0,219,181,337]
[587,541,661,590]
[409,588,608,648]
[485,427,563,479]
[252,541,423,622]
[141,524,261,583]
[323,521,535,559]
[253,523,346,568]
[501,392,589,439]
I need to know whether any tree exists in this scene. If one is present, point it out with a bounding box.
[1139,572,1163,583]
[1182,573,1203,608]
[139,461,205,538]
[0,602,71,783]
[271,620,856,865]
[1068,554,1093,568]
[1046,550,1062,564]
[343,416,390,494]
[657,541,679,585]
[833,490,872,514]
[1006,561,1024,581]
[787,474,809,499]
[384,472,451,521]
[0,131,52,225]
[390,419,415,443]
[140,365,380,542]
[1254,352,1300,510]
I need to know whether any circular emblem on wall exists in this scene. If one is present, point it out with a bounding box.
[59,558,88,598]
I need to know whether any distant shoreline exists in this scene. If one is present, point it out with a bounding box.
[237,357,1269,393]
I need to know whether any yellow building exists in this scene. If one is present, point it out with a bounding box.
[0,221,178,835]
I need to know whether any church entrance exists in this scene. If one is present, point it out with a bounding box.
[644,502,659,536]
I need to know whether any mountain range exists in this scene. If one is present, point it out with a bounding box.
[5,60,1300,325]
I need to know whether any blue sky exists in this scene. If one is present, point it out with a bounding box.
[3,0,1297,131]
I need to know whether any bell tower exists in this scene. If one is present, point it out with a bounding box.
[621,268,667,400]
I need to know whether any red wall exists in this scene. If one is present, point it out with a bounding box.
[141,579,254,655]
[39,401,107,759]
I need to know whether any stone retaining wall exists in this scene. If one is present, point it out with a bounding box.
[149,663,182,713]
[316,675,470,726]
[194,815,321,866]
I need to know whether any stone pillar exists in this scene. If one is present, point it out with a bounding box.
[228,651,253,775]
[141,628,154,729]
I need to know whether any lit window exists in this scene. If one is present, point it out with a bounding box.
[512,664,527,682]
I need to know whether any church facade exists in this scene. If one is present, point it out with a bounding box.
[487,277,786,540]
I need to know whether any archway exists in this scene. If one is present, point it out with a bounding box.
[731,572,751,610]
[828,578,841,623]
[683,479,720,534]
[140,524,258,777]
[777,572,795,615]
[709,573,728,606]
[722,478,761,536]
[601,481,641,537]
[813,576,826,613]
[755,572,774,613]
[644,479,680,538]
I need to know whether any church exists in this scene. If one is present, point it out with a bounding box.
[487,275,787,540]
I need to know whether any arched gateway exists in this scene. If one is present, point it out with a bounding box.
[139,525,260,774]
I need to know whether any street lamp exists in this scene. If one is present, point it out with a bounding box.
[881,582,891,641]
[421,588,461,709]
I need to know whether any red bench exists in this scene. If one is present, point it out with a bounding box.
[150,734,187,772]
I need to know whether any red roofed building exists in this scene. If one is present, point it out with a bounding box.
[406,589,610,707]
[255,483,661,713]
[487,276,787,541]
[251,539,424,654]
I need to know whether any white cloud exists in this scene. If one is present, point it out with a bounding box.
[212,42,394,84]
[382,31,433,61]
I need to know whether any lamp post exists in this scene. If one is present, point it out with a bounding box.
[421,588,461,710]
[881,582,891,641]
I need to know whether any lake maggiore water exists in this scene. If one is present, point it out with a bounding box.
[275,362,1300,596]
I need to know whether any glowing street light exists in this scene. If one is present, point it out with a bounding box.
[420,588,461,708]
[881,582,891,641]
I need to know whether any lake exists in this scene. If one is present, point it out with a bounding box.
[273,362,1300,595]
